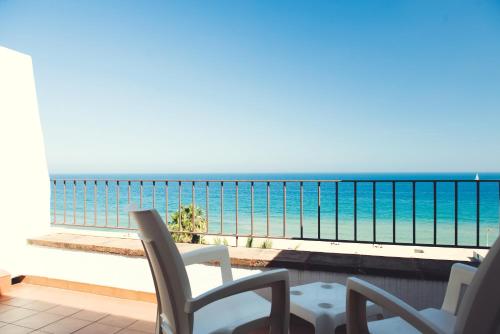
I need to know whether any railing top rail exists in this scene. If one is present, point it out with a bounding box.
[50,178,500,183]
[341,179,500,183]
[50,179,343,183]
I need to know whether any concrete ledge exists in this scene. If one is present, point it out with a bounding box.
[28,234,146,257]
[27,233,480,281]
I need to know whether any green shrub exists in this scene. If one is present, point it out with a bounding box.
[260,239,272,249]
[212,237,228,246]
[246,237,254,248]
[169,204,207,244]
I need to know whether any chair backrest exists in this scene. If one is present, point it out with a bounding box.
[131,209,193,334]
[455,236,500,333]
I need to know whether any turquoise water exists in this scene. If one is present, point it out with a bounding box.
[50,173,500,247]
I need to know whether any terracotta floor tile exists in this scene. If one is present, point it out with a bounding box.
[71,310,107,322]
[73,322,122,334]
[0,307,37,323]
[117,329,149,334]
[98,314,136,328]
[0,324,34,333]
[0,295,12,303]
[21,300,58,312]
[6,284,156,322]
[0,298,32,307]
[127,320,156,333]
[45,305,81,316]
[0,304,15,314]
[13,312,65,329]
[39,316,91,334]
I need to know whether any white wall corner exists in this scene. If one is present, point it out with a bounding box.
[0,46,50,276]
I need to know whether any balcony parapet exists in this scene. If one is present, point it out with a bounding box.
[28,233,482,281]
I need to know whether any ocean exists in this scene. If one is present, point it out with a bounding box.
[50,173,500,247]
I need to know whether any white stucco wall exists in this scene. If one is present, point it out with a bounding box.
[0,46,50,276]
[24,244,261,297]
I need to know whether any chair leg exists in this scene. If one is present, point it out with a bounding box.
[155,307,162,334]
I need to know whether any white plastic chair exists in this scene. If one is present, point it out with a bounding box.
[346,236,500,334]
[131,209,290,334]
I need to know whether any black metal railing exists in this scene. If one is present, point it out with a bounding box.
[50,178,500,249]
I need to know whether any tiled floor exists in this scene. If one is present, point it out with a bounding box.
[0,283,316,334]
[0,284,156,333]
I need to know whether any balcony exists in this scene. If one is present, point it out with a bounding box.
[10,176,493,332]
[1,46,498,333]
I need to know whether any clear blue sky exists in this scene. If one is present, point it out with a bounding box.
[1,0,500,173]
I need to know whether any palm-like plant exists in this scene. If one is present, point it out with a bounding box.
[169,204,207,243]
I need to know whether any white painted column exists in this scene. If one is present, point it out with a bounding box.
[0,46,50,276]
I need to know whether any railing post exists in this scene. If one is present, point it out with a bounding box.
[179,181,182,232]
[116,181,120,227]
[53,180,56,224]
[433,181,437,245]
[454,181,458,246]
[353,181,357,242]
[477,181,480,247]
[251,181,254,236]
[152,181,156,209]
[335,181,339,241]
[165,181,169,223]
[192,181,195,231]
[205,181,209,233]
[140,181,143,209]
[220,181,224,234]
[267,181,270,237]
[73,180,76,224]
[83,180,87,225]
[94,180,97,226]
[300,181,304,239]
[392,181,396,244]
[373,181,376,243]
[318,181,321,240]
[412,181,416,244]
[105,180,108,226]
[235,181,239,246]
[63,180,66,224]
[283,182,286,238]
[127,181,131,228]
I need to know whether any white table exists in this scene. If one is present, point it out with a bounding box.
[290,282,382,333]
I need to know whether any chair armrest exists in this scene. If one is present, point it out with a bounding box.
[186,269,289,334]
[185,269,289,315]
[441,263,477,314]
[181,245,233,282]
[346,277,445,334]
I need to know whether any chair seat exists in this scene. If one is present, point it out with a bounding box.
[193,291,271,334]
[368,308,456,334]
